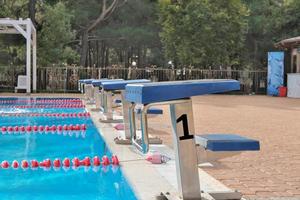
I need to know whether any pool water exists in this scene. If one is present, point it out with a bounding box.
[0,97,137,200]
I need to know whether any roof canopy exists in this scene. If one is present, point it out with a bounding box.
[0,18,37,93]
[275,36,300,49]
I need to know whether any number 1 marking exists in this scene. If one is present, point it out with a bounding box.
[176,114,194,140]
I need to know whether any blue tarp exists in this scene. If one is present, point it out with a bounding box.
[267,52,284,96]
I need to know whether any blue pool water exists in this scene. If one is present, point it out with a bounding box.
[0,97,137,200]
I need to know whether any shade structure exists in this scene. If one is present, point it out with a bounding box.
[0,18,37,93]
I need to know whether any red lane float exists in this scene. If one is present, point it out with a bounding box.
[0,156,120,170]
[0,112,90,118]
[21,160,29,168]
[0,99,82,104]
[1,124,87,134]
[0,104,85,109]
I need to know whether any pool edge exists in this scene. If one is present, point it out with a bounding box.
[86,103,178,200]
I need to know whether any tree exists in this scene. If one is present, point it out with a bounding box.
[94,0,163,67]
[159,0,248,69]
[242,0,284,69]
[38,2,78,66]
[67,0,127,67]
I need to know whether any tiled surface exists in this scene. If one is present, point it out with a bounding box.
[148,95,300,200]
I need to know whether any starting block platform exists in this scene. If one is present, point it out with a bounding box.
[125,79,240,104]
[124,79,260,200]
[196,134,260,152]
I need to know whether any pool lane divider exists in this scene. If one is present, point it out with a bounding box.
[0,112,91,118]
[0,156,120,170]
[0,104,85,109]
[1,124,87,133]
[0,99,82,104]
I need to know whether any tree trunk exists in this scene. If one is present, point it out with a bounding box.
[88,40,92,67]
[105,47,109,67]
[101,42,105,68]
[96,41,99,68]
[125,49,129,68]
[80,31,89,67]
[137,46,141,67]
[78,0,124,67]
[28,0,37,28]
[142,47,147,66]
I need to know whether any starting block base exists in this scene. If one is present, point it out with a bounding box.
[99,119,123,123]
[114,137,163,145]
[91,108,101,112]
[150,145,243,200]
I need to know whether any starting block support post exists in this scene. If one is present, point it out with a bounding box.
[170,99,201,199]
[121,90,131,139]
[103,90,114,121]
[129,99,201,199]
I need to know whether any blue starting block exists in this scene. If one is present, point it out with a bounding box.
[78,79,95,84]
[125,79,240,104]
[90,79,123,114]
[124,79,260,200]
[101,79,150,90]
[136,107,163,115]
[78,79,104,103]
[114,99,122,104]
[196,134,260,152]
[195,134,260,166]
[93,79,145,122]
[101,79,162,144]
[78,79,95,93]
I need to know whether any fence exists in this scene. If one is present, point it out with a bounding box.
[0,66,267,94]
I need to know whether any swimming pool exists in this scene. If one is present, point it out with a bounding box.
[0,97,137,200]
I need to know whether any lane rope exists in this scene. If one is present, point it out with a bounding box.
[1,124,87,133]
[0,156,119,171]
[0,112,90,118]
[0,104,85,108]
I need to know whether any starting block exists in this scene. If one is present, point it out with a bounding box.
[101,79,163,144]
[91,79,123,114]
[78,79,97,103]
[125,79,259,200]
[78,79,94,93]
[196,134,259,165]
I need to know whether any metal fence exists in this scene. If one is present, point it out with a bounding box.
[0,66,267,94]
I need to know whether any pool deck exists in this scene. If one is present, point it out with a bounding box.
[86,103,246,200]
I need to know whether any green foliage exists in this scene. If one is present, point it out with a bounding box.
[159,0,248,68]
[0,0,28,18]
[38,2,78,66]
[1,0,300,69]
[241,0,284,68]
